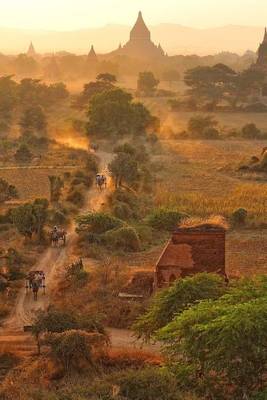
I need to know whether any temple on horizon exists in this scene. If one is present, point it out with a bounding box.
[111,11,166,60]
[256,28,267,69]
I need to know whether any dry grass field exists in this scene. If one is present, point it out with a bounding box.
[153,138,267,277]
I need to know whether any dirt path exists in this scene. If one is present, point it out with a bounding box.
[0,151,159,355]
[0,151,112,349]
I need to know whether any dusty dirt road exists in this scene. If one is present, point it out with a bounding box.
[0,151,159,355]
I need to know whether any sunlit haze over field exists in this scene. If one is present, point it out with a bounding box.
[2,0,267,30]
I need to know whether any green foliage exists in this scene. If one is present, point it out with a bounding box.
[45,330,106,372]
[67,189,85,208]
[14,143,33,163]
[11,198,49,240]
[0,178,18,203]
[86,153,98,174]
[113,201,133,220]
[188,115,218,138]
[76,212,123,235]
[109,152,139,188]
[241,123,262,139]
[137,71,160,96]
[157,276,267,399]
[19,105,47,136]
[111,367,181,400]
[49,176,64,203]
[133,273,227,341]
[147,208,188,231]
[86,88,156,138]
[104,225,141,252]
[231,208,248,226]
[96,73,117,84]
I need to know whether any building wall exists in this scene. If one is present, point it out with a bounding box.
[155,230,226,288]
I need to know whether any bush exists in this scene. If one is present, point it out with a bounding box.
[231,208,248,226]
[241,123,262,139]
[76,212,123,235]
[0,276,8,292]
[105,226,141,252]
[66,189,85,208]
[202,127,220,139]
[147,209,188,231]
[111,367,180,400]
[113,201,133,220]
[45,329,107,372]
[86,154,98,174]
[48,209,67,226]
[14,144,33,163]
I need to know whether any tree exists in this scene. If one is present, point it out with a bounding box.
[109,152,139,188]
[188,115,218,138]
[0,178,18,203]
[12,198,48,242]
[19,105,47,136]
[133,273,226,341]
[32,308,107,355]
[157,276,267,399]
[49,176,64,203]
[96,73,117,84]
[44,330,107,372]
[14,144,33,163]
[184,64,237,108]
[87,88,157,138]
[12,54,39,77]
[241,123,262,139]
[162,70,180,87]
[0,76,18,133]
[137,72,159,96]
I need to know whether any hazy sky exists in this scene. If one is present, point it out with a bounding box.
[1,0,267,30]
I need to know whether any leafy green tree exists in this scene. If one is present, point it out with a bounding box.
[147,208,188,231]
[96,73,117,84]
[76,212,123,235]
[12,198,48,242]
[19,105,47,136]
[109,152,139,188]
[32,308,107,355]
[12,54,39,77]
[49,176,64,203]
[87,88,157,138]
[14,144,33,163]
[44,330,107,372]
[157,276,267,399]
[162,70,180,87]
[0,178,18,203]
[185,64,237,108]
[241,123,262,139]
[188,115,218,138]
[133,273,227,341]
[137,71,160,96]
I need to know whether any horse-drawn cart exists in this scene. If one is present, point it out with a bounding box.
[25,270,46,301]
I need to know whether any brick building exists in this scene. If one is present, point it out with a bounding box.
[155,224,226,288]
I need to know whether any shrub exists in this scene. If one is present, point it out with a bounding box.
[76,212,123,235]
[231,208,248,226]
[113,201,133,220]
[201,127,220,139]
[86,154,98,174]
[147,208,188,231]
[66,190,85,208]
[0,276,8,292]
[14,144,33,163]
[112,367,180,400]
[241,123,262,139]
[45,330,107,372]
[48,209,67,226]
[105,226,141,252]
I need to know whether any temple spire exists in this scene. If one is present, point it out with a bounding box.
[27,41,37,57]
[87,45,98,62]
[130,11,151,41]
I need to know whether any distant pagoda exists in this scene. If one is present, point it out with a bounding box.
[256,28,267,69]
[87,45,98,62]
[27,42,37,58]
[113,11,165,60]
